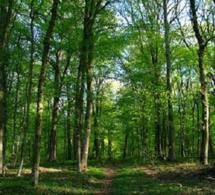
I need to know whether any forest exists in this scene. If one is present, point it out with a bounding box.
[1,0,215,194]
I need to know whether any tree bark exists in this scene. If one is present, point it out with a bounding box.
[74,37,86,172]
[93,109,99,159]
[150,43,162,159]
[81,18,94,170]
[92,82,102,159]
[31,0,59,186]
[0,0,13,175]
[196,99,201,156]
[11,67,20,168]
[49,51,62,162]
[66,93,72,160]
[163,0,176,162]
[190,0,210,165]
[75,0,106,171]
[17,0,36,176]
[74,49,85,172]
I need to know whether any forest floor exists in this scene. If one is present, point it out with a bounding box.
[1,159,215,194]
[95,167,116,195]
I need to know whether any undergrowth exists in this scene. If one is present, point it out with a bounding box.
[1,159,215,194]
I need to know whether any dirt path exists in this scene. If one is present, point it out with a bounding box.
[95,167,116,195]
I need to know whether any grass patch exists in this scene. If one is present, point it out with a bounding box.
[1,159,215,194]
[111,161,215,194]
[0,162,105,195]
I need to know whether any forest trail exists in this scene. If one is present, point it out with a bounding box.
[95,167,116,195]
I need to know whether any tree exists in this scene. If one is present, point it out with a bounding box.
[48,49,70,162]
[163,0,176,162]
[17,0,39,176]
[189,0,215,165]
[31,0,59,186]
[0,0,14,175]
[75,0,113,172]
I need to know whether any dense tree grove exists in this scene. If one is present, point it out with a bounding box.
[0,0,215,186]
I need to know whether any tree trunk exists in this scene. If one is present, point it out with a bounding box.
[199,50,209,165]
[149,38,162,159]
[93,87,101,159]
[49,51,61,162]
[93,111,99,159]
[191,100,196,155]
[66,95,72,160]
[196,100,201,156]
[11,69,20,168]
[17,1,35,176]
[31,0,59,186]
[179,104,186,157]
[75,0,102,171]
[178,77,186,157]
[0,0,13,175]
[163,0,176,162]
[155,103,162,158]
[162,111,168,159]
[190,0,210,165]
[74,53,85,172]
[81,31,94,170]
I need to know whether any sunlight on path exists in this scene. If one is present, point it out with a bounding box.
[95,168,115,195]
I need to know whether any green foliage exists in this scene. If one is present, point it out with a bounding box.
[2,0,215,186]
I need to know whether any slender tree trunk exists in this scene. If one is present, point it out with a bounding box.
[0,0,13,175]
[66,95,72,160]
[79,0,111,170]
[81,33,94,170]
[93,86,101,159]
[0,31,5,171]
[155,103,162,158]
[162,111,168,159]
[196,100,201,156]
[75,0,101,171]
[199,50,209,165]
[31,0,59,186]
[49,52,62,162]
[190,0,209,165]
[74,54,85,172]
[178,77,186,157]
[179,104,186,157]
[150,43,162,159]
[140,108,147,159]
[11,70,20,168]
[191,101,196,155]
[81,73,93,169]
[93,110,99,159]
[49,51,69,162]
[163,0,176,162]
[17,1,35,176]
